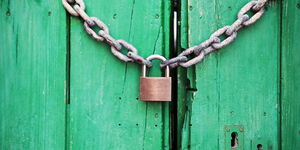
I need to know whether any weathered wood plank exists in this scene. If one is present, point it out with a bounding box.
[179,0,281,149]
[281,0,300,149]
[69,0,170,149]
[0,0,67,149]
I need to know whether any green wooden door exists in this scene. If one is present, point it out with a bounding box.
[177,0,300,150]
[1,0,300,150]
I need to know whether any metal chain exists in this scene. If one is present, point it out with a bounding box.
[162,0,269,68]
[62,0,269,69]
[61,0,151,67]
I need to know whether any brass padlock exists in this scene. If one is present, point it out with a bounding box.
[140,55,171,102]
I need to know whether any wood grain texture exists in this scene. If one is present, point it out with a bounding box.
[69,0,171,149]
[179,0,281,149]
[0,0,67,149]
[281,0,300,149]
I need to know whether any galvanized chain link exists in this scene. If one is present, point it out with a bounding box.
[62,0,269,69]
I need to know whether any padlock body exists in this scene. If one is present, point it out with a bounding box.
[140,77,171,101]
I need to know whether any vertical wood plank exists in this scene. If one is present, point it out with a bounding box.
[0,0,67,149]
[69,0,171,149]
[281,0,300,149]
[179,0,281,149]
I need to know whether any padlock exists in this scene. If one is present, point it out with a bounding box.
[140,55,171,101]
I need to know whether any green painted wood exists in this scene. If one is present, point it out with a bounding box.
[178,0,281,149]
[69,0,171,149]
[177,0,189,148]
[281,0,300,149]
[0,0,67,149]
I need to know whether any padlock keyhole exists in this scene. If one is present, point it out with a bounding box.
[231,132,238,148]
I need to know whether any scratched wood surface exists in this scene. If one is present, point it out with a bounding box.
[281,0,300,149]
[0,0,67,149]
[69,0,171,149]
[178,0,281,149]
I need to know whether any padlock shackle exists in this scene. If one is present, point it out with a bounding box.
[142,55,170,77]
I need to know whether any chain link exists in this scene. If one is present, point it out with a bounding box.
[253,0,268,11]
[62,0,85,16]
[238,1,266,26]
[111,40,137,62]
[74,4,95,26]
[83,17,109,41]
[62,0,269,69]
